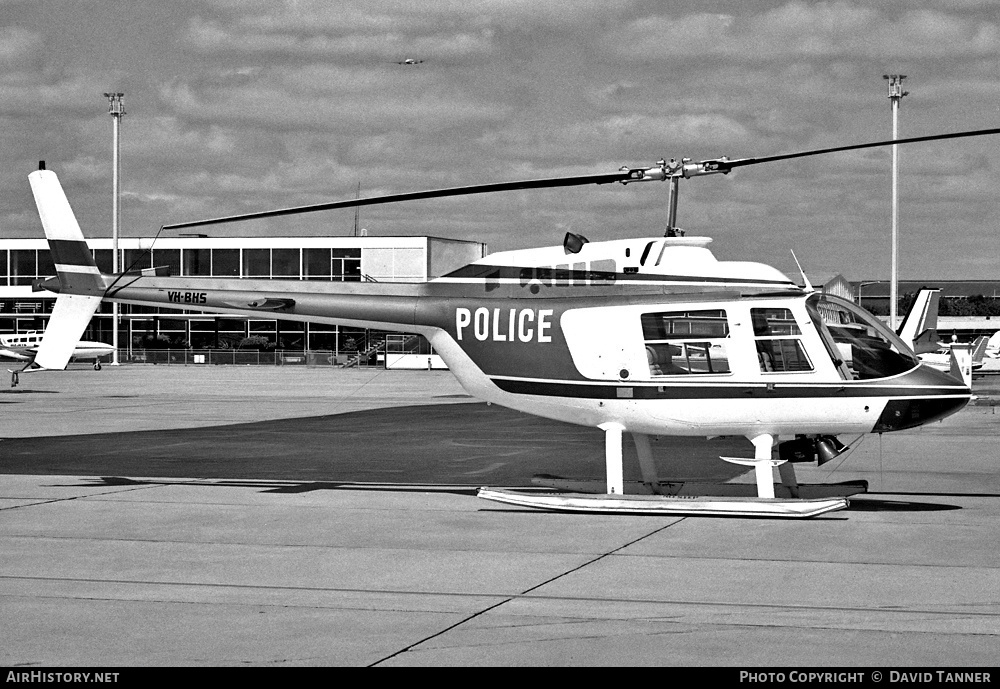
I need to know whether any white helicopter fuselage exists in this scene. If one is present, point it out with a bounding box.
[41,229,966,442]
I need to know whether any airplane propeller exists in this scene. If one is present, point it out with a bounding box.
[162,127,1000,234]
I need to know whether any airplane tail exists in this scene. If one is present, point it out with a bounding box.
[949,345,973,388]
[896,288,940,354]
[22,166,105,372]
[970,335,989,365]
[29,166,106,297]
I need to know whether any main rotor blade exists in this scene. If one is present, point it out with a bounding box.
[162,126,1000,231]
[719,127,1000,172]
[162,170,633,231]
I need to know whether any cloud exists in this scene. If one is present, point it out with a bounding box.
[0,26,42,70]
[602,2,999,61]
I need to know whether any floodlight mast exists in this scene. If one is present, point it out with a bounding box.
[884,74,908,330]
[104,92,125,365]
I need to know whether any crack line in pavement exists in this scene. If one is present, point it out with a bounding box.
[368,518,686,666]
[0,484,168,511]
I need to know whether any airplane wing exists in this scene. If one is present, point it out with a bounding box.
[970,335,989,363]
[0,348,32,361]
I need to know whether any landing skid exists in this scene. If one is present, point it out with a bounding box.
[477,488,848,518]
[476,429,861,518]
[529,475,868,499]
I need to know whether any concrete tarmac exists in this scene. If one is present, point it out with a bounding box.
[1,365,998,667]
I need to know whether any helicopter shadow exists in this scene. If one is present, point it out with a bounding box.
[0,402,753,487]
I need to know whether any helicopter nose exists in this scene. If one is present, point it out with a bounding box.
[871,364,972,432]
[872,394,971,432]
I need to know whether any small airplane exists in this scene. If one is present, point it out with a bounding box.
[28,126,1000,518]
[393,58,424,65]
[1,330,113,371]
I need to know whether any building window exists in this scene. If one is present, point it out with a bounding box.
[93,249,113,273]
[243,249,270,277]
[37,250,54,278]
[152,249,180,275]
[212,249,240,277]
[124,249,152,271]
[10,250,37,286]
[304,248,332,279]
[272,248,299,277]
[183,248,211,276]
[248,319,275,333]
[641,309,731,375]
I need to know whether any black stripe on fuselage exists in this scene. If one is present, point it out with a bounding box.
[490,378,969,400]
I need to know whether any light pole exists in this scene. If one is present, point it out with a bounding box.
[883,75,908,330]
[856,280,882,313]
[104,93,125,365]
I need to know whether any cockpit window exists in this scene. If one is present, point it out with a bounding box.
[641,309,731,375]
[807,294,919,380]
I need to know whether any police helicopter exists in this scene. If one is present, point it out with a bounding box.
[26,127,1000,517]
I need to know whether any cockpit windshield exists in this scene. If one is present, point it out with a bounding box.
[806,294,919,380]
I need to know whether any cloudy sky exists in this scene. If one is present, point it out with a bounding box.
[1,0,998,280]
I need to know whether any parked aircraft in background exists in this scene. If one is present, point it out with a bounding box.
[894,288,991,384]
[1,331,112,373]
[985,331,1000,360]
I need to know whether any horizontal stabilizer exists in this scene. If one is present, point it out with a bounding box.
[29,168,105,297]
[126,265,172,277]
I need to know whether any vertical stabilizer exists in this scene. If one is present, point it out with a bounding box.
[24,167,106,371]
[29,168,105,297]
[949,345,973,387]
[970,335,989,365]
[897,288,940,354]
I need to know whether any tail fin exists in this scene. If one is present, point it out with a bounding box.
[29,168,105,297]
[949,345,973,388]
[25,167,104,371]
[970,335,989,365]
[897,288,940,354]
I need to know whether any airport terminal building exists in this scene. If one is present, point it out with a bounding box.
[0,235,485,363]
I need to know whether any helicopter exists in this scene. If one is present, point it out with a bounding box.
[26,127,1000,518]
